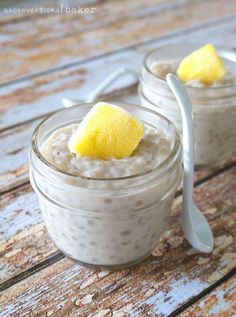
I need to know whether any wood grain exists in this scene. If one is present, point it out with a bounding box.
[1,18,236,131]
[1,0,236,85]
[180,274,236,317]
[0,120,40,193]
[0,0,183,47]
[0,166,235,316]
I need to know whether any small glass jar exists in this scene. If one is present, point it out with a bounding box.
[139,43,236,167]
[29,103,182,270]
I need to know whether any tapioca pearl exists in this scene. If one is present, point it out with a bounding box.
[120,230,132,236]
[92,209,101,213]
[137,218,146,225]
[128,166,141,176]
[109,168,125,178]
[82,169,98,178]
[135,199,143,207]
[71,234,80,241]
[96,230,102,235]
[61,232,67,238]
[159,137,170,147]
[160,146,170,155]
[121,241,131,245]
[108,254,117,260]
[91,257,98,263]
[89,241,97,246]
[218,140,225,147]
[104,208,116,215]
[104,197,112,204]
[87,219,95,226]
[151,62,174,78]
[79,242,85,248]
[218,149,225,156]
[84,229,93,237]
[104,245,111,250]
[131,156,146,165]
[77,224,85,230]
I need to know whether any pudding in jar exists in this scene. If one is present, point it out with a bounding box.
[139,43,236,167]
[29,102,182,269]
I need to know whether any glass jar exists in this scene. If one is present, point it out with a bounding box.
[139,43,236,167]
[29,103,182,270]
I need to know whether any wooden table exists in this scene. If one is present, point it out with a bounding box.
[0,1,236,316]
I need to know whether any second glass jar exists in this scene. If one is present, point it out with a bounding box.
[139,43,236,167]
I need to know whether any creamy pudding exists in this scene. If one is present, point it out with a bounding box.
[41,124,172,178]
[139,44,236,167]
[29,103,182,269]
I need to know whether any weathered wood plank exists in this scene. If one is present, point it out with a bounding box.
[180,275,236,317]
[0,183,58,284]
[1,0,236,85]
[0,0,185,47]
[0,120,39,193]
[0,166,235,316]
[1,18,236,132]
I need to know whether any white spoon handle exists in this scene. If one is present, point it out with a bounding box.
[63,67,138,108]
[86,67,138,102]
[166,74,194,212]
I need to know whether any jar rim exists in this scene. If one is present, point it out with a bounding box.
[31,102,182,182]
[143,43,236,91]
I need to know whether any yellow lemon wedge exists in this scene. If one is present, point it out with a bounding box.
[68,102,145,160]
[177,44,228,85]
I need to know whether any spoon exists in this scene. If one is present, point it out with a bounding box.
[63,67,138,108]
[166,73,214,253]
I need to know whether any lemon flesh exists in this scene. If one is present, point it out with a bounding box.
[68,102,145,160]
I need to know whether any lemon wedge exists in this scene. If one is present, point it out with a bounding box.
[68,102,145,160]
[177,44,228,85]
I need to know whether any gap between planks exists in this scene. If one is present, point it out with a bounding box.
[168,268,236,317]
[179,273,236,316]
[0,252,64,292]
[0,159,236,293]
